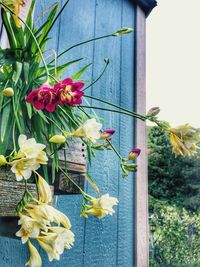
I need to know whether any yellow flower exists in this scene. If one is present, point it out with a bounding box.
[67,118,102,143]
[170,124,200,156]
[26,240,42,267]
[1,0,25,27]
[16,214,42,244]
[37,233,61,262]
[27,204,71,229]
[49,226,75,250]
[0,155,8,165]
[86,193,119,219]
[37,175,52,204]
[10,135,48,181]
[49,135,66,144]
[2,87,14,97]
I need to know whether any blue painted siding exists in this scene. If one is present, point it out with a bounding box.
[0,0,136,266]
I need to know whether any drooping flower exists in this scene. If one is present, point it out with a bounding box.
[99,129,115,140]
[26,84,58,112]
[37,175,52,204]
[67,118,102,143]
[85,193,119,219]
[48,227,75,250]
[54,78,84,106]
[49,134,66,144]
[128,148,141,160]
[2,87,14,97]
[16,214,43,244]
[169,124,200,156]
[26,240,42,267]
[37,233,61,262]
[1,0,25,28]
[10,135,48,181]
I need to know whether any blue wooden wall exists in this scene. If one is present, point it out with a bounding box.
[0,0,136,266]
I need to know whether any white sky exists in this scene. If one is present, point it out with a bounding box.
[146,0,200,127]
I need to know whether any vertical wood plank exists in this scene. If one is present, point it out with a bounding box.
[135,5,149,267]
[117,0,135,266]
[83,0,122,266]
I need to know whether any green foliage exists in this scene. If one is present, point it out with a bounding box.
[148,126,200,212]
[149,196,200,267]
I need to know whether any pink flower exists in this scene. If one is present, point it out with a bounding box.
[54,78,84,107]
[26,85,58,112]
[99,130,115,139]
[128,148,141,160]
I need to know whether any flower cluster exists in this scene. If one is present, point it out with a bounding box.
[16,174,74,266]
[8,135,48,181]
[169,124,200,156]
[26,78,85,112]
[82,193,119,219]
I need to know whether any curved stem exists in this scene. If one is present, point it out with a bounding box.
[49,34,113,64]
[84,94,147,121]
[58,166,85,195]
[80,105,144,120]
[83,60,109,91]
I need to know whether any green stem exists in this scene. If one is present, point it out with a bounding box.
[49,34,113,64]
[80,105,143,119]
[58,166,85,195]
[84,94,146,121]
[83,60,109,91]
[1,3,50,80]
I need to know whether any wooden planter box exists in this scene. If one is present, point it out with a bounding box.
[0,138,86,238]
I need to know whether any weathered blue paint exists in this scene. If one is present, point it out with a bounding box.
[0,0,136,266]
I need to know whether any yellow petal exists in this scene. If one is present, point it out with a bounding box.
[37,175,52,204]
[26,240,42,267]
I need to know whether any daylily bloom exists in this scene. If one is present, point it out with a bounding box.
[10,135,48,181]
[48,227,75,250]
[37,175,52,204]
[1,0,25,27]
[37,233,61,262]
[26,240,42,267]
[68,118,102,143]
[49,134,66,144]
[99,129,115,140]
[26,84,58,112]
[128,148,141,160]
[16,214,42,244]
[54,78,84,106]
[2,87,14,96]
[27,204,71,229]
[169,124,200,156]
[85,193,119,219]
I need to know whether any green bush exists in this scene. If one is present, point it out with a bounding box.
[149,197,200,267]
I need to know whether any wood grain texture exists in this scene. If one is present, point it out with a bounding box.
[135,5,149,267]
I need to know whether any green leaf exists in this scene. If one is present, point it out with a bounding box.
[26,102,32,119]
[12,62,23,85]
[36,110,49,124]
[1,9,16,48]
[0,102,11,143]
[72,63,92,81]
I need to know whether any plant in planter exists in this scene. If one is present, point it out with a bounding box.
[0,0,200,266]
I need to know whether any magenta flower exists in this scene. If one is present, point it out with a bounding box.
[100,129,115,139]
[26,85,58,112]
[54,78,84,107]
[128,148,141,160]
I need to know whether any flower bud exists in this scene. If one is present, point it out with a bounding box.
[99,130,115,140]
[147,107,160,117]
[2,87,14,97]
[0,155,7,166]
[112,27,133,36]
[128,148,141,160]
[49,135,66,144]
